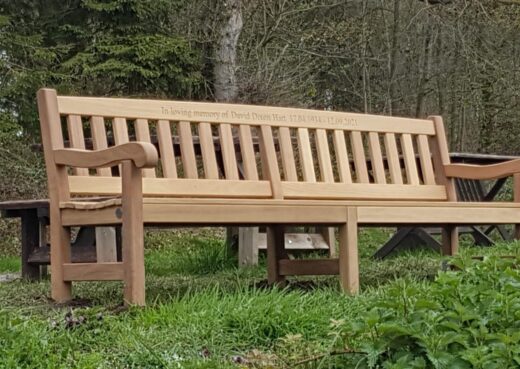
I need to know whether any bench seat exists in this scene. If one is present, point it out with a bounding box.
[37,88,520,306]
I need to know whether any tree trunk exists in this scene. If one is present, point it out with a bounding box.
[214,0,243,102]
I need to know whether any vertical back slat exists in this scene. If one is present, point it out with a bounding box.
[278,127,297,181]
[156,120,177,178]
[219,123,239,180]
[401,133,420,185]
[315,129,334,182]
[417,135,436,185]
[238,125,258,180]
[333,130,352,183]
[113,117,129,145]
[90,116,112,176]
[66,115,88,176]
[297,128,316,182]
[350,131,369,183]
[178,121,198,179]
[135,119,156,178]
[198,122,219,179]
[259,125,283,199]
[384,133,403,184]
[368,132,386,184]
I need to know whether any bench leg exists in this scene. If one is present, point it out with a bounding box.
[339,208,359,294]
[267,225,287,285]
[20,209,41,280]
[122,162,145,306]
[50,216,72,303]
[441,226,458,256]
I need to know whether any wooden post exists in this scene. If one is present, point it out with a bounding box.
[339,207,359,294]
[122,161,145,306]
[95,227,117,262]
[429,115,459,255]
[238,227,259,266]
[266,225,286,285]
[514,174,520,240]
[20,209,41,280]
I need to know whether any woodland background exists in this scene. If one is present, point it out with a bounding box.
[1,0,520,202]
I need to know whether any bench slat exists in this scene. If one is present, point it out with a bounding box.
[417,134,435,185]
[282,182,447,201]
[178,121,198,179]
[350,131,369,183]
[219,123,239,180]
[333,130,352,183]
[238,125,258,180]
[198,122,219,179]
[278,127,297,181]
[297,128,316,182]
[384,133,403,184]
[113,117,129,145]
[316,129,334,182]
[401,133,420,185]
[156,120,177,178]
[135,119,156,178]
[368,132,386,184]
[259,125,283,199]
[68,177,272,198]
[90,116,112,177]
[66,115,89,176]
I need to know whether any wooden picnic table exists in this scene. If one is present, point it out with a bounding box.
[373,152,519,259]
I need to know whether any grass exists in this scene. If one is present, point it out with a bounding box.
[0,227,519,368]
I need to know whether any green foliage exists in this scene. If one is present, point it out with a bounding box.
[329,255,520,368]
[0,0,203,135]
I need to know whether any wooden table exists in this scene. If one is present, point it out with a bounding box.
[373,152,519,259]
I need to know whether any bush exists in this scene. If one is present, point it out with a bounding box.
[329,255,520,368]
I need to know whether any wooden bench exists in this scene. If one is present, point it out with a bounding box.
[37,88,520,306]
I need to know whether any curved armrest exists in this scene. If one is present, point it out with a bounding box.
[54,142,158,169]
[444,159,520,180]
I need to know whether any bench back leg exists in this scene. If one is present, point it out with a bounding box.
[122,161,146,306]
[441,226,459,256]
[266,225,287,285]
[50,214,72,302]
[339,208,359,295]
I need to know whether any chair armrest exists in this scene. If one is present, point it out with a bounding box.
[444,159,520,180]
[54,142,158,169]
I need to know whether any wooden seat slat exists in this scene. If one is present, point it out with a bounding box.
[66,115,89,176]
[219,123,239,180]
[297,128,316,182]
[89,116,112,177]
[156,120,177,178]
[316,129,334,182]
[278,127,297,181]
[333,130,352,183]
[350,131,369,183]
[135,119,156,178]
[368,132,386,184]
[178,121,198,179]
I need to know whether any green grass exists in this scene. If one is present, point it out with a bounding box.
[0,255,19,273]
[0,228,519,368]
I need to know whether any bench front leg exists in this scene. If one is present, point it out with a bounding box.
[442,226,458,256]
[339,207,359,295]
[121,161,145,306]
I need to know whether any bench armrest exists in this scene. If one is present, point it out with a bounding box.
[54,142,158,169]
[444,159,520,180]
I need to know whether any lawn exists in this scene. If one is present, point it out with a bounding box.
[1,228,519,368]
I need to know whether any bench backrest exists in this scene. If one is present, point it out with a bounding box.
[37,89,454,202]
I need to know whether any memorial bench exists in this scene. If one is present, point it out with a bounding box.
[37,88,520,306]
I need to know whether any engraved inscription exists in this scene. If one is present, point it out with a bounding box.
[160,106,358,127]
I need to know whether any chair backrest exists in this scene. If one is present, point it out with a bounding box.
[37,88,452,202]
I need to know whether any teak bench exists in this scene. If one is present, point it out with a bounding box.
[37,88,520,306]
